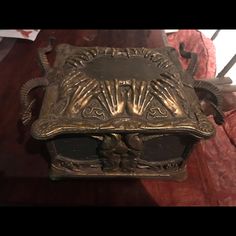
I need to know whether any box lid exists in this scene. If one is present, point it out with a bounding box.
[31,44,215,140]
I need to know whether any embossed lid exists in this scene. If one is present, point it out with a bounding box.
[31,44,215,140]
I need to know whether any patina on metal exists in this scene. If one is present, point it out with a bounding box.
[20,39,224,181]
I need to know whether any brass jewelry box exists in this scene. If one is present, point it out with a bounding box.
[20,41,223,181]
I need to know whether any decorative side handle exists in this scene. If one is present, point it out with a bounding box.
[179,42,198,76]
[178,42,224,125]
[20,37,55,126]
[193,79,224,125]
[38,37,55,74]
[20,77,49,126]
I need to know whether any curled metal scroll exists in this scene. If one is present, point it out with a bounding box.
[20,77,49,125]
[20,37,55,125]
[179,42,224,125]
[38,37,55,74]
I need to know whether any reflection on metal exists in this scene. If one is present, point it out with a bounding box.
[20,41,224,181]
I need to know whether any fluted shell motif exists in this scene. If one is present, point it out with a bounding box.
[52,47,187,121]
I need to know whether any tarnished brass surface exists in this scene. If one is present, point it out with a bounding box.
[30,46,215,139]
[20,43,223,180]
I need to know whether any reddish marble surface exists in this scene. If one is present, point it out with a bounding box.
[0,30,231,206]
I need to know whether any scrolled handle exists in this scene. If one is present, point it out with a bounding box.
[20,77,49,125]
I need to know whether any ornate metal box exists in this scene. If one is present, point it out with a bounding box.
[20,42,223,181]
